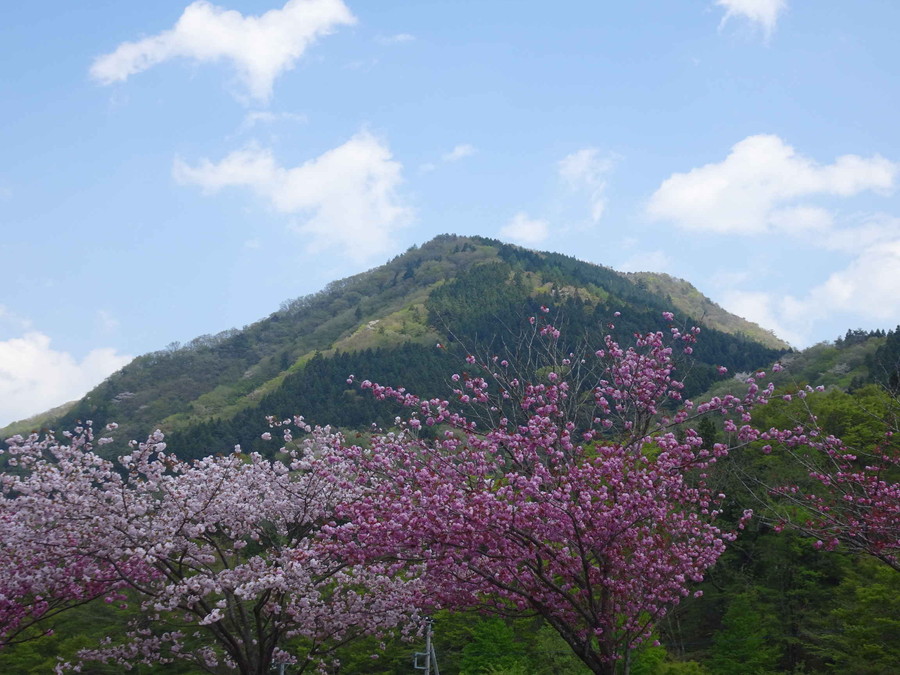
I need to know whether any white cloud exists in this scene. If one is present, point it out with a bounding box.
[174,131,412,260]
[819,213,900,254]
[442,144,477,162]
[720,289,806,348]
[499,212,550,246]
[558,148,615,222]
[715,0,787,37]
[647,134,897,235]
[90,0,356,101]
[0,332,132,427]
[804,240,900,321]
[618,250,673,274]
[721,238,900,348]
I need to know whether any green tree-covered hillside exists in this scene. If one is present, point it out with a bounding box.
[2,235,787,456]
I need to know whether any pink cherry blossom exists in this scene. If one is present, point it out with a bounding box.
[331,312,771,674]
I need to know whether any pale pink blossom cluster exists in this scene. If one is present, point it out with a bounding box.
[1,422,419,672]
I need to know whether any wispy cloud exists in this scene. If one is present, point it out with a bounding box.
[715,0,787,39]
[90,0,356,102]
[420,143,477,173]
[97,309,120,332]
[174,131,412,261]
[0,305,33,335]
[442,144,477,162]
[818,213,900,254]
[239,110,308,131]
[375,33,415,45]
[558,148,616,223]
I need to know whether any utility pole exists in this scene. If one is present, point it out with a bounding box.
[270,655,288,675]
[413,616,440,675]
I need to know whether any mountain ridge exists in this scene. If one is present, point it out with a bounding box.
[2,235,789,450]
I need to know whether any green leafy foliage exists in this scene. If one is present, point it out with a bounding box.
[709,591,780,675]
[811,558,900,673]
[0,595,192,674]
[869,325,900,393]
[459,618,528,674]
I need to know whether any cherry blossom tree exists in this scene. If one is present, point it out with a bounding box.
[330,313,771,675]
[747,385,900,571]
[0,421,419,674]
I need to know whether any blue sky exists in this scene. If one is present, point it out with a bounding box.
[2,0,899,425]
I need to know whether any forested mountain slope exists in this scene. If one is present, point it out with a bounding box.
[3,234,788,456]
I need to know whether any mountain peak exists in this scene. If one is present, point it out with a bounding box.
[2,236,788,449]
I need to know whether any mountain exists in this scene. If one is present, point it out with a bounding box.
[622,271,787,350]
[2,235,790,456]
